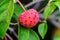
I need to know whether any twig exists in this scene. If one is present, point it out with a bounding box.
[39,0,50,13]
[8,27,18,38]
[10,23,18,25]
[39,7,45,13]
[25,0,44,8]
[39,20,46,23]
[6,33,13,40]
[10,20,46,26]
[17,0,26,11]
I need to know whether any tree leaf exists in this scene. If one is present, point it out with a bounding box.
[54,0,60,1]
[13,4,23,21]
[38,23,48,39]
[14,4,23,16]
[0,0,10,13]
[29,29,40,40]
[0,0,14,39]
[18,24,29,40]
[0,0,10,6]
[53,34,60,40]
[56,13,60,17]
[43,3,56,19]
[54,1,60,10]
[55,13,60,19]
[52,29,60,40]
[0,0,3,4]
[14,0,17,3]
[18,24,39,40]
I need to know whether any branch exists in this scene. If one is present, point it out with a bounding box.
[17,0,26,11]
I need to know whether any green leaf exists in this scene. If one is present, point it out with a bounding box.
[0,0,14,39]
[29,29,40,40]
[54,1,60,10]
[14,0,17,3]
[38,23,48,39]
[49,0,54,3]
[43,3,56,19]
[14,4,23,16]
[14,4,23,21]
[53,34,60,40]
[0,0,9,6]
[0,0,10,13]
[18,25,29,40]
[18,25,39,40]
[54,0,60,1]
[56,13,60,17]
[53,33,60,40]
[0,0,3,3]
[55,13,60,19]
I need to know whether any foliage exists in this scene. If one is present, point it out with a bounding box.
[38,23,48,39]
[0,0,14,39]
[0,0,60,40]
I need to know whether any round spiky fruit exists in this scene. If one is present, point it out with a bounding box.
[18,9,39,28]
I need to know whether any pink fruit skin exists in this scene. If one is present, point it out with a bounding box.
[18,9,39,28]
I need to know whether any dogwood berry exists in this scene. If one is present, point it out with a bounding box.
[18,9,39,28]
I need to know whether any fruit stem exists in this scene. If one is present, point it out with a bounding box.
[17,0,26,11]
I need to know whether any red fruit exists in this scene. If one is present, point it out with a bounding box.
[18,9,39,28]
